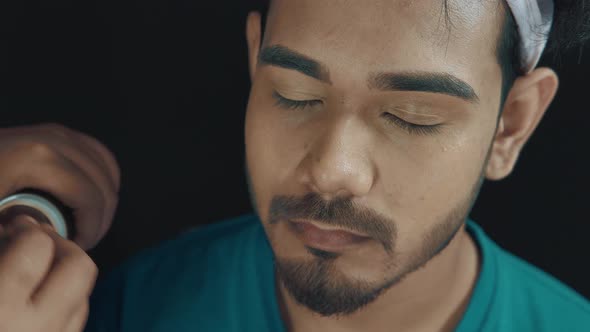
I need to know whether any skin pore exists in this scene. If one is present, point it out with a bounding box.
[243,0,559,331]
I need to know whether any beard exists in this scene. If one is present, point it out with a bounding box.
[270,174,484,317]
[245,142,492,317]
[274,193,477,317]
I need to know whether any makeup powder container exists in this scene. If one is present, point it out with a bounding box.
[0,190,73,239]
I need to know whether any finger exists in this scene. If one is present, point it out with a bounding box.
[0,216,55,305]
[55,143,119,245]
[70,134,121,242]
[57,141,118,200]
[0,144,106,249]
[38,123,120,194]
[0,123,114,200]
[74,131,121,192]
[30,125,119,248]
[37,124,119,236]
[2,213,39,231]
[63,300,90,332]
[33,230,97,317]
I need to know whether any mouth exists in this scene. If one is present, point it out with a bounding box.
[287,219,372,252]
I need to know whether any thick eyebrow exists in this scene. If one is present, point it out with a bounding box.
[258,45,478,103]
[258,45,332,84]
[369,71,479,103]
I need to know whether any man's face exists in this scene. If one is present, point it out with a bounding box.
[245,0,505,316]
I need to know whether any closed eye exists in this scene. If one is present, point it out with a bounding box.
[382,113,442,135]
[272,91,323,110]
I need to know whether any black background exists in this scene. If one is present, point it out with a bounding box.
[0,1,588,299]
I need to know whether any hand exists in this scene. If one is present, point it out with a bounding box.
[0,216,98,332]
[0,123,120,250]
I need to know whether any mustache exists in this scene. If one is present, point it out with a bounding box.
[268,192,396,253]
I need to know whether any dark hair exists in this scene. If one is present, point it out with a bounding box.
[252,0,590,105]
[547,0,590,54]
[498,0,590,104]
[497,6,521,106]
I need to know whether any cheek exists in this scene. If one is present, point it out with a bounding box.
[245,104,273,217]
[374,127,491,244]
[245,94,306,219]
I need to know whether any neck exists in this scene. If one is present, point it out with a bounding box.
[276,226,480,332]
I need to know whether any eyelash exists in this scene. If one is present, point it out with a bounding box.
[382,113,441,135]
[272,91,322,110]
[272,91,441,136]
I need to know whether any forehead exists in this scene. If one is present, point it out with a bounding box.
[264,0,505,92]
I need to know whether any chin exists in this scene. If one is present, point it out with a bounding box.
[275,254,397,317]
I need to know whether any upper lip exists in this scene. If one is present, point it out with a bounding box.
[289,219,370,238]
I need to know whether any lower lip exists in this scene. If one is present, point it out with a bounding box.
[288,220,371,251]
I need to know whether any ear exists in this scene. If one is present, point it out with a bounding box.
[485,67,559,180]
[246,11,263,82]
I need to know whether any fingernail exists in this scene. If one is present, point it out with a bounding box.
[40,223,56,233]
[4,214,39,233]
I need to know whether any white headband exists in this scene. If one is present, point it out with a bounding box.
[505,0,554,72]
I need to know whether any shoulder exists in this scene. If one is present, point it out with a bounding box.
[121,213,262,269]
[495,246,590,329]
[87,214,266,332]
[469,221,590,331]
[101,213,263,288]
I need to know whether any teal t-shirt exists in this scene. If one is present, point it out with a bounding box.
[85,214,590,331]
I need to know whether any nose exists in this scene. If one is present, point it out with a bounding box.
[297,117,376,199]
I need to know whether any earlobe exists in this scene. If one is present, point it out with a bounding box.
[246,11,262,82]
[485,68,559,180]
